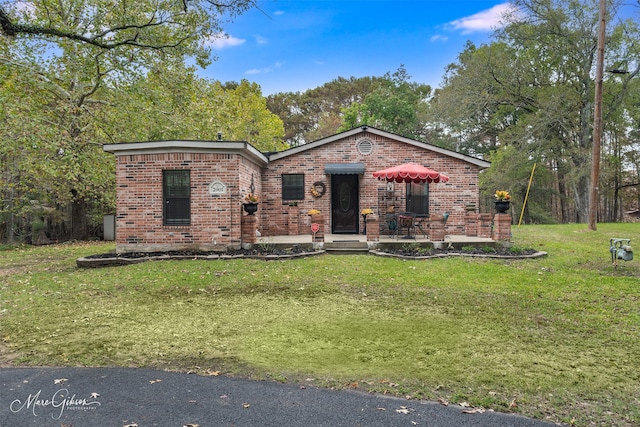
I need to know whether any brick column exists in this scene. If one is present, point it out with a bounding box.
[477,213,493,238]
[310,214,324,242]
[430,214,446,241]
[493,213,512,242]
[366,215,379,242]
[465,212,478,236]
[241,213,257,246]
[288,206,299,235]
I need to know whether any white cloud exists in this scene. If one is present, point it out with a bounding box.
[245,61,284,75]
[255,35,268,45]
[448,2,515,33]
[206,34,246,49]
[274,10,285,16]
[430,34,448,42]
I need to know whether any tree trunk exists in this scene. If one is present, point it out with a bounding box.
[70,192,88,240]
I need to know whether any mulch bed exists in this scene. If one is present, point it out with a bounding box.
[78,246,545,268]
[384,247,538,257]
[77,246,321,268]
[83,246,312,260]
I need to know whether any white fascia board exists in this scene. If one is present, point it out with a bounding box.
[103,140,269,166]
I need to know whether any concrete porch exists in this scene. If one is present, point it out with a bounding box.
[248,212,512,253]
[257,233,496,250]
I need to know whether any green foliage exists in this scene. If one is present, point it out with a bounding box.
[267,75,388,145]
[0,1,255,62]
[338,65,431,139]
[0,1,279,241]
[432,0,640,224]
[266,69,434,145]
[508,245,528,255]
[110,64,285,151]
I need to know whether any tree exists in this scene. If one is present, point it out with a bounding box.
[108,63,284,150]
[0,0,261,241]
[0,0,255,57]
[266,75,387,146]
[431,0,639,223]
[338,65,432,140]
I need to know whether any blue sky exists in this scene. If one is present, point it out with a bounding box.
[199,0,514,95]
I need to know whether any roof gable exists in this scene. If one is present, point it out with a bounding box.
[268,126,490,169]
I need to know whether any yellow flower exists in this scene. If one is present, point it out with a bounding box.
[494,190,511,201]
[308,209,321,216]
[244,193,259,203]
[360,208,374,216]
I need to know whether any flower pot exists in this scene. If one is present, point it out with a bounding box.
[243,202,258,215]
[495,201,510,213]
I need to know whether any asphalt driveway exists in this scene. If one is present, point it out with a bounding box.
[1,367,563,426]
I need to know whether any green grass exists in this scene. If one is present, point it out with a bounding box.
[1,224,639,426]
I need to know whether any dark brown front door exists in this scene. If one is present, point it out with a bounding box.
[331,174,359,234]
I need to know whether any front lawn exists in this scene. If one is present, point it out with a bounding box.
[1,224,639,426]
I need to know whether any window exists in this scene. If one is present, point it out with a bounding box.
[282,174,305,201]
[406,182,429,215]
[163,170,190,225]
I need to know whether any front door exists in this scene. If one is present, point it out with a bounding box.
[331,174,359,234]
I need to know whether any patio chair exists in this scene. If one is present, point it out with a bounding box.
[386,213,398,239]
[397,212,416,239]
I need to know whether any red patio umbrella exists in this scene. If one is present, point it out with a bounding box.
[372,162,449,184]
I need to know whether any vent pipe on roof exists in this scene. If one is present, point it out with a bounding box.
[217,132,223,141]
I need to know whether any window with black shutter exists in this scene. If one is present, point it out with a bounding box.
[163,170,190,225]
[282,174,305,201]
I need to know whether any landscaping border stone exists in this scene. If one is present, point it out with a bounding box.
[369,250,548,260]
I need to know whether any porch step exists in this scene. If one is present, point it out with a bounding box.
[323,241,370,254]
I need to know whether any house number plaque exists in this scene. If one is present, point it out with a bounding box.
[208,181,227,195]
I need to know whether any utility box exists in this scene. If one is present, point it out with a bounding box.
[610,238,632,267]
[104,215,115,241]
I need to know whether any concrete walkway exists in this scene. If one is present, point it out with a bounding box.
[1,367,563,426]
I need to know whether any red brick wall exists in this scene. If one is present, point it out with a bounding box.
[114,152,261,252]
[259,131,482,236]
[111,131,484,251]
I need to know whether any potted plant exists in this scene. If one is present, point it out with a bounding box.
[243,193,259,215]
[360,208,374,234]
[494,190,511,213]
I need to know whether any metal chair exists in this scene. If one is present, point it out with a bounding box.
[397,212,416,239]
[386,213,398,239]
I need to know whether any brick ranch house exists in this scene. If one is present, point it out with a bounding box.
[103,126,494,253]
